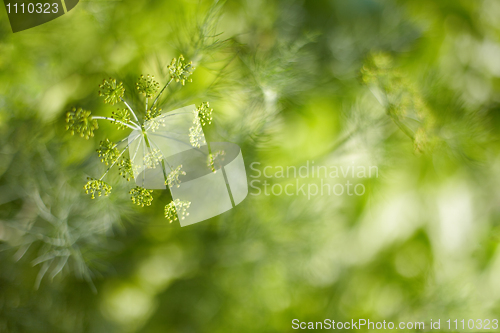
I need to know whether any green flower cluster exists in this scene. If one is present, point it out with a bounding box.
[167,55,194,85]
[98,78,125,105]
[197,102,213,126]
[136,74,160,99]
[145,107,165,132]
[96,139,119,166]
[147,119,165,132]
[164,199,191,223]
[207,150,225,173]
[145,107,162,121]
[189,121,205,148]
[360,53,393,86]
[360,52,437,154]
[143,148,163,169]
[129,186,153,207]
[65,107,98,139]
[118,158,133,181]
[111,109,131,130]
[66,55,206,222]
[84,178,112,199]
[166,165,186,188]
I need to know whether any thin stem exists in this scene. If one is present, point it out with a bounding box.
[120,97,140,123]
[92,116,140,130]
[390,115,415,141]
[119,135,131,143]
[99,137,137,181]
[145,98,148,114]
[122,132,144,184]
[151,78,173,110]
[129,119,141,128]
[130,135,142,164]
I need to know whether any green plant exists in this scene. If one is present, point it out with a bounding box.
[360,52,438,153]
[66,55,212,223]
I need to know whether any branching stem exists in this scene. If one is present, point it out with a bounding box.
[99,137,137,180]
[151,78,173,110]
[93,116,140,130]
[120,97,140,123]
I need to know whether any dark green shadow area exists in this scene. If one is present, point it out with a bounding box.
[65,0,77,11]
[3,0,79,32]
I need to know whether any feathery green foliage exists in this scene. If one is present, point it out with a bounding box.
[360,52,437,153]
[3,0,500,332]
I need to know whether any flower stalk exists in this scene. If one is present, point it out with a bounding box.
[66,55,211,222]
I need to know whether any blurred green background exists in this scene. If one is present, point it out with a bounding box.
[1,0,500,332]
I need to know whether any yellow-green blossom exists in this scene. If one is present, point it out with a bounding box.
[136,75,160,98]
[129,186,153,207]
[165,199,191,223]
[96,139,119,166]
[84,178,112,199]
[65,107,98,139]
[167,55,194,85]
[98,78,125,105]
